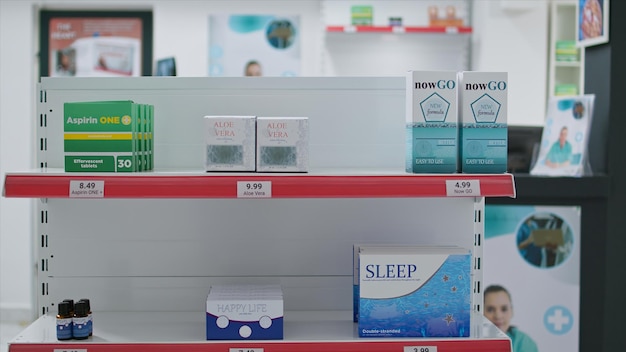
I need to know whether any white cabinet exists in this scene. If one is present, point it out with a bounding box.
[548,0,585,97]
[4,77,513,352]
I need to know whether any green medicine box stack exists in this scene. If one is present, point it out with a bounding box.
[64,100,154,172]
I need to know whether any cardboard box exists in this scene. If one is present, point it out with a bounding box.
[458,72,508,173]
[406,71,459,173]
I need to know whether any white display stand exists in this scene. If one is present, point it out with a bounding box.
[3,77,514,352]
[548,0,585,97]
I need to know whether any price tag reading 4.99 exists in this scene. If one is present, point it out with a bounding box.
[69,180,105,198]
[445,179,481,197]
[404,346,437,352]
[237,181,272,198]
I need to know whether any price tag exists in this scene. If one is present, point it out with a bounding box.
[237,181,272,198]
[446,179,481,197]
[392,26,406,33]
[445,26,459,34]
[54,349,88,352]
[69,180,104,198]
[404,346,437,352]
[229,349,263,352]
[344,25,357,33]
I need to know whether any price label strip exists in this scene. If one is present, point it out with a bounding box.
[229,349,263,352]
[69,180,105,198]
[404,346,437,352]
[237,181,272,198]
[445,179,481,197]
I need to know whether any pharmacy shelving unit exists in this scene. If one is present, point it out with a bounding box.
[548,0,585,97]
[4,77,514,352]
[320,1,472,75]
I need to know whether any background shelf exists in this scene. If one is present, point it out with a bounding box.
[326,25,472,34]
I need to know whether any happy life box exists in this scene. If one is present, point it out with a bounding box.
[458,71,508,173]
[206,284,283,340]
[358,246,472,337]
[406,71,459,173]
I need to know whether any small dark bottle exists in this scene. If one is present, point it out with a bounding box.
[78,298,92,336]
[56,302,73,340]
[72,301,90,340]
[62,299,75,315]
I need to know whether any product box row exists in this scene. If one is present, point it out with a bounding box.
[204,116,309,173]
[406,70,508,174]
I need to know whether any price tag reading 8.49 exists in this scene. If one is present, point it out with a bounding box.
[237,181,272,198]
[445,179,481,197]
[69,180,105,198]
[404,346,437,352]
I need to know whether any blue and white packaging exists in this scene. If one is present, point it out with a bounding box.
[358,247,472,338]
[206,284,284,340]
[458,71,508,173]
[204,116,256,172]
[353,244,461,323]
[406,71,458,173]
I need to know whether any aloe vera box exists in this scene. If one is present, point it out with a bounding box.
[64,100,152,172]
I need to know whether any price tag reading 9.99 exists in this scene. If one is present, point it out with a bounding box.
[404,346,437,352]
[246,183,263,190]
[445,179,480,197]
[237,181,272,198]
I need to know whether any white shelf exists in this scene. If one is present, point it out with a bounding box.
[555,60,581,67]
[9,311,510,352]
[548,1,585,97]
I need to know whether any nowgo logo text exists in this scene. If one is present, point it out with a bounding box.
[415,80,456,90]
[465,81,507,91]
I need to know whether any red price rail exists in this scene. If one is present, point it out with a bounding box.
[3,172,515,199]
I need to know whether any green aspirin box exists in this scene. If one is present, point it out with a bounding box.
[64,100,140,172]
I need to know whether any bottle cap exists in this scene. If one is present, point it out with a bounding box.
[74,301,88,316]
[62,299,74,311]
[78,298,91,310]
[58,301,71,316]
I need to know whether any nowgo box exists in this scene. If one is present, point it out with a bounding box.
[406,71,458,173]
[204,116,256,172]
[64,100,153,172]
[206,284,283,340]
[256,117,309,172]
[458,72,508,173]
[358,247,471,338]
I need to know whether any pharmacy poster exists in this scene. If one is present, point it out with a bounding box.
[484,205,580,352]
[39,10,153,77]
[208,14,301,77]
